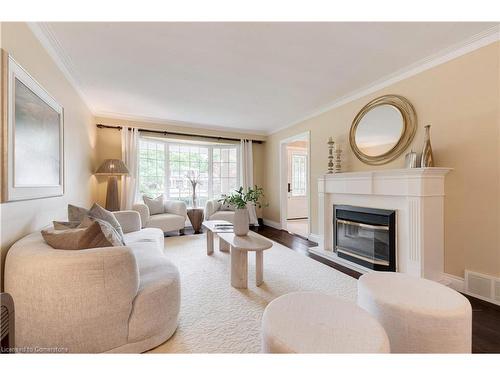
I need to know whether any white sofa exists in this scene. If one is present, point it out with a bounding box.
[133,200,187,234]
[4,210,180,353]
[205,199,236,223]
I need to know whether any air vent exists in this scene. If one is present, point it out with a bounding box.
[0,292,15,353]
[465,270,500,306]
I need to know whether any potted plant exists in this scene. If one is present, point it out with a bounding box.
[220,186,267,236]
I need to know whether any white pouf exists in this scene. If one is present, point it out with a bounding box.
[357,272,472,353]
[261,292,390,353]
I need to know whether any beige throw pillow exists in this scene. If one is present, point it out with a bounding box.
[42,220,123,250]
[53,221,81,230]
[88,203,125,240]
[68,204,89,222]
[143,194,164,215]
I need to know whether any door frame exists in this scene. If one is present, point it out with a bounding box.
[279,131,311,236]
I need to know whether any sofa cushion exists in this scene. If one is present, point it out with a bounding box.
[41,220,123,249]
[147,213,186,233]
[124,228,164,249]
[143,195,165,215]
[209,210,235,223]
[127,249,180,343]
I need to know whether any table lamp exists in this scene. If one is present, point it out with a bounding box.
[95,159,129,211]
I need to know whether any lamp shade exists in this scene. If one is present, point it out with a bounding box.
[95,159,129,176]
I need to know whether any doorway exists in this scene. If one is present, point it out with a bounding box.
[279,132,310,238]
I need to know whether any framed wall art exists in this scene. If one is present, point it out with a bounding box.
[1,49,64,202]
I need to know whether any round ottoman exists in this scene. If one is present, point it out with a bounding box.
[357,272,472,353]
[261,292,390,353]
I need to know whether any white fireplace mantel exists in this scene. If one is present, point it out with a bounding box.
[311,167,452,282]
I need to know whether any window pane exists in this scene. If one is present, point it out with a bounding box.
[138,140,240,204]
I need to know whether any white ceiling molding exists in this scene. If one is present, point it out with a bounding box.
[269,24,500,135]
[95,110,268,136]
[27,22,93,112]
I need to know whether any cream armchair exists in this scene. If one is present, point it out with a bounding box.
[133,200,187,234]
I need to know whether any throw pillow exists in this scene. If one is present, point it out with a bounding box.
[79,216,125,246]
[41,221,123,250]
[143,194,164,215]
[53,221,81,230]
[68,204,89,222]
[88,203,125,241]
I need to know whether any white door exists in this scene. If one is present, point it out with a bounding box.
[287,149,308,219]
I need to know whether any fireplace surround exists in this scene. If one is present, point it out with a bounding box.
[310,168,451,282]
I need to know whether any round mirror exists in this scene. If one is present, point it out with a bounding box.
[349,95,416,165]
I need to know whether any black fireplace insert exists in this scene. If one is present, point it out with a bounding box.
[334,205,396,271]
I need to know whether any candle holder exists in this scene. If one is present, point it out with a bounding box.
[327,137,335,174]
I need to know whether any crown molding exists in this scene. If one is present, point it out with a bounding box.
[268,24,500,135]
[27,22,94,112]
[95,110,268,137]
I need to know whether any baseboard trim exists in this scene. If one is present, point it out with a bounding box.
[262,219,281,230]
[307,233,323,245]
[441,273,465,293]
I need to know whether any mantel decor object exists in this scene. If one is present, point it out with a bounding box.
[327,137,335,173]
[405,150,418,168]
[95,159,129,211]
[334,144,342,173]
[420,124,434,167]
[349,95,417,165]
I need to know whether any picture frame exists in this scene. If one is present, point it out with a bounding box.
[1,49,64,202]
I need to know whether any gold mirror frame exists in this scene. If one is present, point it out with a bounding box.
[349,95,417,165]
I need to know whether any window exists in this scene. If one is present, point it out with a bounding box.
[291,153,307,196]
[138,138,240,207]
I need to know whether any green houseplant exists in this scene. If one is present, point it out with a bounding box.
[220,186,266,236]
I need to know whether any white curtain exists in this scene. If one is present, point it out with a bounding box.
[120,127,139,210]
[240,139,258,226]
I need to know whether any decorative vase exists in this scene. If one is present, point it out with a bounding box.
[192,188,197,208]
[405,150,418,168]
[420,124,434,167]
[233,208,249,236]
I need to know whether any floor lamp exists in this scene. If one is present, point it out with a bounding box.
[95,159,130,211]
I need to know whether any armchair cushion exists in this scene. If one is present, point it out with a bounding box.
[133,203,150,228]
[205,199,221,218]
[143,194,165,215]
[164,200,187,218]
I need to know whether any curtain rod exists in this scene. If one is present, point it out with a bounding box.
[96,124,264,144]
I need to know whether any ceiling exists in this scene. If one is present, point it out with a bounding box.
[33,22,498,134]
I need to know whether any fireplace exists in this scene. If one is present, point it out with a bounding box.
[334,205,396,272]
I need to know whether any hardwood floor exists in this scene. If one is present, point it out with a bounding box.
[250,224,500,354]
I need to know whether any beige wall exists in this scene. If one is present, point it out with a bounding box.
[0,23,97,290]
[94,116,266,213]
[264,41,500,278]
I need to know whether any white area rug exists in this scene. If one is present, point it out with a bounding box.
[149,234,357,353]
